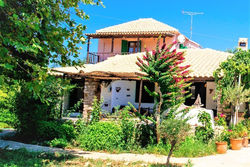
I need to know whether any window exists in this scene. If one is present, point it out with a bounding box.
[135,81,154,103]
[121,40,141,53]
[128,41,139,53]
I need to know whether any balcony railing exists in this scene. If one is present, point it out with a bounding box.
[86,52,132,64]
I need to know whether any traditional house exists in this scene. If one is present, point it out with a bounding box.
[52,18,232,118]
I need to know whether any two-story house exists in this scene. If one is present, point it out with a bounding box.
[52,18,232,119]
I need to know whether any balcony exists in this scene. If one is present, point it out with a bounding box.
[86,52,132,64]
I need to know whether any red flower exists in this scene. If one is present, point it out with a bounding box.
[220,113,226,118]
[181,70,189,75]
[228,129,232,132]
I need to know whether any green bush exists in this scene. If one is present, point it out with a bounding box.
[48,138,68,148]
[0,122,12,129]
[195,111,214,143]
[36,121,76,141]
[78,121,123,151]
[173,137,216,157]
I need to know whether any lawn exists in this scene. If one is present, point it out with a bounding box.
[0,148,186,167]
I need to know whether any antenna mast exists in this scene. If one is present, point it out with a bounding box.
[182,11,204,39]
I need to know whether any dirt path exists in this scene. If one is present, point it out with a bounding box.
[0,139,249,167]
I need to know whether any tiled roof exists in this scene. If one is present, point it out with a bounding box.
[86,18,179,37]
[53,49,232,79]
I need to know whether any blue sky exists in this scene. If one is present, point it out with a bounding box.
[76,0,250,60]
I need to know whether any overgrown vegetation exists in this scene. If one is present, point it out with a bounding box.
[195,111,214,143]
[0,0,102,144]
[214,49,250,124]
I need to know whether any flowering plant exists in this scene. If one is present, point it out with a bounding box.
[215,129,229,142]
[214,113,227,127]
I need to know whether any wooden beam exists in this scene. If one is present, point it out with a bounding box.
[137,37,140,52]
[111,37,114,53]
[163,36,166,43]
[86,37,90,63]
[138,79,143,113]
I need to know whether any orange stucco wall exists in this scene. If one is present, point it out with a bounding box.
[96,36,200,61]
[97,37,175,61]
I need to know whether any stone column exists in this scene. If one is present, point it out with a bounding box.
[83,78,101,120]
[216,92,223,115]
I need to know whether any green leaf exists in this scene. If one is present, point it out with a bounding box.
[0,0,4,7]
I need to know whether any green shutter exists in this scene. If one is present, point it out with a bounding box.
[121,40,128,53]
[139,40,141,52]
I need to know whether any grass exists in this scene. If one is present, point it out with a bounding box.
[104,137,216,158]
[0,148,186,167]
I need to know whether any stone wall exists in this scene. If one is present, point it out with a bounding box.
[83,78,101,120]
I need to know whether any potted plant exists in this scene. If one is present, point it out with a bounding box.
[228,125,243,150]
[238,123,248,147]
[215,130,228,154]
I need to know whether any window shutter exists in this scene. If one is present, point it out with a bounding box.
[121,40,128,53]
[139,40,142,52]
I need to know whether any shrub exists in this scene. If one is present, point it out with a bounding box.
[36,121,76,141]
[159,118,191,166]
[173,137,216,157]
[89,97,103,124]
[118,106,138,149]
[78,122,123,151]
[195,111,214,143]
[48,138,68,148]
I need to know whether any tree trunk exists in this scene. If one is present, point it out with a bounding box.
[155,83,163,144]
[166,142,176,167]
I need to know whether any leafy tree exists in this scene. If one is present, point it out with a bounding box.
[159,118,190,166]
[136,38,192,143]
[214,50,250,124]
[0,0,103,138]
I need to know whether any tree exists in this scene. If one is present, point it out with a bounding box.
[214,50,250,125]
[0,0,103,138]
[159,118,190,166]
[136,38,192,143]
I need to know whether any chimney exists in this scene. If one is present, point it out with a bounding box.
[238,38,248,51]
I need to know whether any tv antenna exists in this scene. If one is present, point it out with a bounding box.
[182,11,204,40]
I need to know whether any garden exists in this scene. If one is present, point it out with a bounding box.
[0,0,249,166]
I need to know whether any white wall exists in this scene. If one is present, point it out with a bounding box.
[100,80,154,112]
[206,82,217,110]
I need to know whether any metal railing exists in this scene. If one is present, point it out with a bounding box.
[86,52,134,64]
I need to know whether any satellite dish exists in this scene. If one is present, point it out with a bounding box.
[177,35,186,44]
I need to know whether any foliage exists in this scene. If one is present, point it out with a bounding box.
[14,76,74,139]
[173,137,216,157]
[48,138,69,148]
[228,122,248,139]
[159,118,191,166]
[215,130,229,143]
[75,119,87,135]
[195,111,214,143]
[36,120,76,142]
[64,98,83,117]
[118,106,138,149]
[214,50,250,124]
[241,119,250,134]
[78,121,124,151]
[136,38,192,143]
[0,122,12,129]
[214,50,250,103]
[90,97,103,124]
[0,75,19,127]
[0,0,102,140]
[214,113,227,127]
